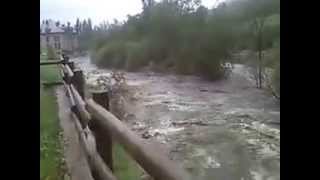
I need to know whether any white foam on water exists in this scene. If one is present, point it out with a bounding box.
[206,156,221,168]
[156,127,185,135]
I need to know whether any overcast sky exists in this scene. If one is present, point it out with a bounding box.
[40,0,224,25]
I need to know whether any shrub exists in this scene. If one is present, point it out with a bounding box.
[174,45,198,75]
[125,41,149,71]
[92,41,127,68]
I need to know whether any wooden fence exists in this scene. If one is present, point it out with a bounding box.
[40,56,191,180]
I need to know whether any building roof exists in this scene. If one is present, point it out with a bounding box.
[40,19,76,34]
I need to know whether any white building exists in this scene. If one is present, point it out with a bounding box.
[40,20,79,54]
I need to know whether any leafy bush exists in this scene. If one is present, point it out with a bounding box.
[92,41,127,68]
[125,41,149,71]
[174,48,197,75]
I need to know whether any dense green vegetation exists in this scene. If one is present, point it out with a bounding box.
[81,0,279,83]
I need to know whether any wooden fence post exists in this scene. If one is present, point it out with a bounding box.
[90,91,113,171]
[67,61,75,71]
[72,70,85,99]
[61,64,73,84]
[62,54,70,63]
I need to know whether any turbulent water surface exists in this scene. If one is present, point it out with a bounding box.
[73,56,280,180]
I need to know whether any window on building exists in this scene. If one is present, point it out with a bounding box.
[54,36,60,42]
[54,36,61,49]
[55,42,61,49]
[46,36,49,43]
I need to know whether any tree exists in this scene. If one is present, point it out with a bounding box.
[79,20,82,34]
[246,0,280,88]
[75,18,81,34]
[87,0,279,81]
[174,0,202,14]
[64,21,73,33]
[141,0,155,23]
[55,21,60,27]
[78,19,95,52]
[252,17,265,88]
[142,0,155,10]
[88,18,93,32]
[82,19,88,32]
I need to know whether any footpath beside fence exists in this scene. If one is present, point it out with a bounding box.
[40,56,191,180]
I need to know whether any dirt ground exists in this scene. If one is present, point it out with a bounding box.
[56,86,94,180]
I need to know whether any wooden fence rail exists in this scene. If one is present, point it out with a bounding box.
[40,56,191,180]
[40,60,64,65]
[72,113,117,180]
[86,99,190,180]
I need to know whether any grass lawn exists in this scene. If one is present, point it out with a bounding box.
[40,87,65,180]
[40,54,48,61]
[40,52,62,83]
[40,56,65,180]
[40,65,62,83]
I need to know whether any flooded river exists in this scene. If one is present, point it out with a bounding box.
[73,56,280,180]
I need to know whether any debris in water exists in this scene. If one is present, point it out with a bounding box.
[162,100,171,104]
[85,71,112,93]
[200,89,208,92]
[213,89,229,93]
[142,129,161,139]
[172,120,209,126]
[236,114,253,119]
[141,127,185,139]
[206,156,221,168]
[211,120,227,126]
[142,131,152,139]
[132,122,147,131]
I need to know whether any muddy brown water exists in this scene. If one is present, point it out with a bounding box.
[73,56,280,180]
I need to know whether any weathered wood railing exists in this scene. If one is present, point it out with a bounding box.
[40,56,191,180]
